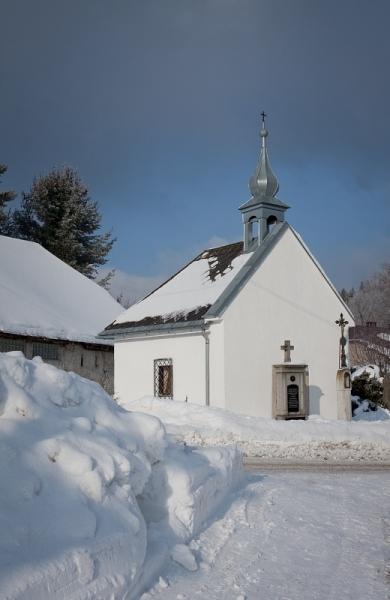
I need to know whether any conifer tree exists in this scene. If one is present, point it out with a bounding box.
[0,164,16,234]
[13,166,115,278]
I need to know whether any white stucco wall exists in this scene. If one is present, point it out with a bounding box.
[114,331,206,404]
[208,321,225,409]
[222,227,354,419]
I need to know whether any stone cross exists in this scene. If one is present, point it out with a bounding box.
[335,313,349,368]
[281,340,294,363]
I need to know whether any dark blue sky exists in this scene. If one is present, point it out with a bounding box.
[1,0,389,300]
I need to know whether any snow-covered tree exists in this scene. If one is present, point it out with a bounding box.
[12,167,115,278]
[0,163,16,235]
[351,371,384,408]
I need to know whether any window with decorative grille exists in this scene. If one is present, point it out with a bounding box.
[154,358,173,398]
[0,338,26,353]
[32,342,59,361]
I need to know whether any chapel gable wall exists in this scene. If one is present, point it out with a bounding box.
[222,227,354,419]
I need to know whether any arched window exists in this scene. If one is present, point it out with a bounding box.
[267,215,277,234]
[249,217,259,244]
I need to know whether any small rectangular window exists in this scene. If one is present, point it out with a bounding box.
[154,358,173,398]
[32,342,59,361]
[0,337,26,353]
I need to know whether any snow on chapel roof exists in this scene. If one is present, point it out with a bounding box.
[105,241,252,332]
[0,235,122,344]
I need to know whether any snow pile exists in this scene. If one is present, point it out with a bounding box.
[133,444,241,597]
[0,235,121,343]
[140,445,241,539]
[353,398,390,421]
[351,364,382,380]
[126,397,390,463]
[113,249,251,325]
[170,544,198,571]
[0,352,242,599]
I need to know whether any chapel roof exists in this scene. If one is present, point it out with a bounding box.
[101,221,354,339]
[103,240,250,333]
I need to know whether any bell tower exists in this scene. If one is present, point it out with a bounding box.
[240,112,289,252]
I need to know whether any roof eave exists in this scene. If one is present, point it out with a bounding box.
[0,327,113,346]
[239,196,290,212]
[98,319,206,340]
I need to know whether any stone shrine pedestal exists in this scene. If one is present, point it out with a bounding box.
[272,363,309,420]
[336,368,352,420]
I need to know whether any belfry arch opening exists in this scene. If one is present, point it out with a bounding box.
[249,217,259,245]
[267,215,277,234]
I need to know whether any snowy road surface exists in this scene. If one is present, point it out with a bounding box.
[143,470,390,600]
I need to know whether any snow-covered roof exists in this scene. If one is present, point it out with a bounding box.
[0,235,122,344]
[105,241,252,333]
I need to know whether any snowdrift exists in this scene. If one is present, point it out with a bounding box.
[0,352,242,599]
[126,397,390,463]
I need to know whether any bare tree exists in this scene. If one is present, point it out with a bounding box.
[348,264,390,327]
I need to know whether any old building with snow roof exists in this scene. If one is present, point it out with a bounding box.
[101,117,354,419]
[0,235,122,393]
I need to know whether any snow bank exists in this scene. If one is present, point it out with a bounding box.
[132,444,242,597]
[353,397,390,421]
[0,353,242,599]
[140,445,241,539]
[125,397,390,463]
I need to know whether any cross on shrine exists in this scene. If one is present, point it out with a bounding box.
[261,110,267,126]
[335,313,348,332]
[281,339,294,363]
[335,313,349,368]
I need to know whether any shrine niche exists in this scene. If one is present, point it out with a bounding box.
[336,368,352,420]
[272,340,309,420]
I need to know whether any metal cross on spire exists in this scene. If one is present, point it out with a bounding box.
[247,109,280,204]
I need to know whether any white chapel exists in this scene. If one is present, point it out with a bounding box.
[101,117,354,420]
